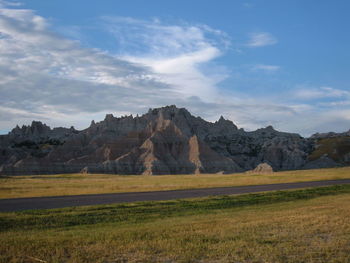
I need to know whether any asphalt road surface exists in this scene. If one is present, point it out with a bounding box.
[1,178,350,212]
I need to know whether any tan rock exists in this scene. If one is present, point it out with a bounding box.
[247,163,274,174]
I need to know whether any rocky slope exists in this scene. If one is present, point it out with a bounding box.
[0,105,348,175]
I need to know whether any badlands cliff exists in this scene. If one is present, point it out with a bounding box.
[0,105,349,175]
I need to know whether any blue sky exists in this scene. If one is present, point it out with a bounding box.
[0,0,349,136]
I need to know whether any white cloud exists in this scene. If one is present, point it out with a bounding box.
[292,109,350,135]
[247,32,277,47]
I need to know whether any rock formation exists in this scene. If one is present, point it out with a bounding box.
[0,105,349,175]
[246,163,274,174]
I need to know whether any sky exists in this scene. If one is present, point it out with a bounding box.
[0,0,349,136]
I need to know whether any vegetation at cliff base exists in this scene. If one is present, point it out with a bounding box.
[1,166,350,199]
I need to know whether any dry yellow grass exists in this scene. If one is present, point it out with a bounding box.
[1,190,350,262]
[0,166,350,199]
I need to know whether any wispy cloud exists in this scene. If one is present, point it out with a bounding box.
[242,3,254,8]
[252,64,280,72]
[247,32,277,47]
[100,16,230,100]
[295,86,350,100]
[0,5,348,137]
[0,0,21,7]
[0,7,178,128]
[0,7,233,130]
[319,100,350,107]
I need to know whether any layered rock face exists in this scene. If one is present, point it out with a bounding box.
[0,105,348,175]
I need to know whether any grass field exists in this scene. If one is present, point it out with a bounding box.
[0,166,350,199]
[1,185,350,262]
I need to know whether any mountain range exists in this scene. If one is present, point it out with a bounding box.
[1,105,349,175]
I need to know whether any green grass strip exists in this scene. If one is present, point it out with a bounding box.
[1,184,350,232]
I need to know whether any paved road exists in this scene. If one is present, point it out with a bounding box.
[1,178,350,212]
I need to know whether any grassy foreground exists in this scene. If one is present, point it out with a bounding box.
[1,185,350,262]
[1,166,350,199]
